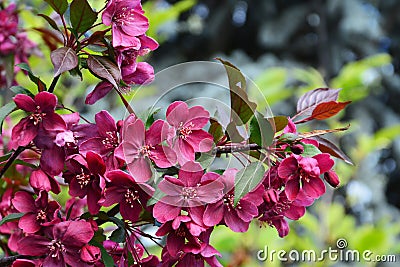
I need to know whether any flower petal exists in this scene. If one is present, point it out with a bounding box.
[85,81,113,105]
[13,94,36,112]
[166,101,189,127]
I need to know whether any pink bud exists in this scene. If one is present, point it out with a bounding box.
[80,244,101,264]
[324,170,340,188]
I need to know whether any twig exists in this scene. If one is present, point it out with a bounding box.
[0,146,25,179]
[48,75,60,93]
[212,143,261,154]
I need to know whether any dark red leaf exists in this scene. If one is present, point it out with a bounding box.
[311,101,351,120]
[267,116,288,132]
[312,136,353,165]
[44,0,68,15]
[87,55,121,89]
[296,88,341,118]
[70,0,98,33]
[51,47,79,77]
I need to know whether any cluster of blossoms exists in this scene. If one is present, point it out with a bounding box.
[0,0,350,266]
[0,3,37,88]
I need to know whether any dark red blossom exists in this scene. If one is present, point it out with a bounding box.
[62,152,106,214]
[12,190,60,233]
[153,162,224,223]
[203,169,264,232]
[100,170,154,222]
[115,117,176,182]
[17,220,95,267]
[166,101,214,165]
[278,153,334,200]
[11,92,66,147]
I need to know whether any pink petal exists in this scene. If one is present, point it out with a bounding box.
[158,176,185,195]
[313,153,334,173]
[86,152,106,175]
[187,106,210,129]
[284,205,305,220]
[34,92,57,113]
[11,117,37,146]
[123,119,145,149]
[185,130,213,152]
[42,113,66,132]
[124,62,154,85]
[40,146,65,176]
[13,94,36,112]
[29,169,51,192]
[17,235,50,256]
[101,187,124,207]
[146,120,167,145]
[153,202,181,223]
[178,161,204,186]
[224,210,249,232]
[302,178,326,199]
[278,156,298,179]
[112,27,141,48]
[236,200,258,222]
[19,213,41,233]
[151,145,176,168]
[119,11,149,37]
[175,139,195,165]
[120,202,141,222]
[58,221,94,247]
[285,178,300,201]
[95,110,117,135]
[127,157,152,182]
[166,101,189,127]
[85,81,113,105]
[12,191,35,212]
[203,202,224,227]
[106,170,135,185]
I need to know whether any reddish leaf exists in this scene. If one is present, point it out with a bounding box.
[298,125,350,139]
[296,88,341,118]
[44,0,68,15]
[312,136,353,165]
[209,118,224,143]
[311,101,351,120]
[267,116,288,132]
[217,58,257,126]
[70,0,98,33]
[85,29,110,45]
[51,47,79,77]
[87,55,121,89]
[33,27,63,51]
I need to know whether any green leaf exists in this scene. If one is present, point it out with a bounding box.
[147,185,166,206]
[209,118,225,143]
[92,229,106,243]
[145,107,161,128]
[0,152,13,163]
[249,111,274,147]
[278,133,298,142]
[268,116,288,132]
[38,14,60,31]
[9,86,34,97]
[16,63,47,91]
[217,58,257,125]
[89,240,115,267]
[0,213,24,226]
[234,162,265,206]
[0,102,17,133]
[109,216,125,228]
[301,143,321,157]
[44,0,68,15]
[225,121,244,143]
[70,0,98,33]
[110,226,126,243]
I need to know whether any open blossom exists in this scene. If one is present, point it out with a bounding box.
[62,152,106,214]
[259,189,314,237]
[12,190,60,233]
[80,110,122,170]
[153,161,224,223]
[166,101,214,165]
[278,153,334,200]
[100,170,154,222]
[11,92,66,147]
[17,220,95,267]
[203,169,264,232]
[29,168,60,194]
[102,0,149,48]
[115,118,176,182]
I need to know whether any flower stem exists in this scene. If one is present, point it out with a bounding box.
[48,75,60,93]
[116,89,136,115]
[0,146,25,179]
[213,143,261,154]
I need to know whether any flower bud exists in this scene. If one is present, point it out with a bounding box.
[290,144,304,154]
[263,189,279,204]
[324,170,340,188]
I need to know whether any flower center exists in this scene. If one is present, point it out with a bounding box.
[102,131,118,149]
[36,209,47,222]
[176,227,186,237]
[223,193,240,211]
[29,111,46,125]
[178,122,194,139]
[125,189,139,208]
[75,169,91,188]
[113,7,137,26]
[139,145,154,158]
[48,240,66,259]
[181,187,198,200]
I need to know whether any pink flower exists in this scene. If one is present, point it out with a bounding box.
[259,189,314,237]
[62,152,106,214]
[101,170,154,222]
[166,101,214,165]
[102,0,149,48]
[12,190,60,233]
[203,169,264,232]
[29,168,60,194]
[278,153,334,200]
[17,220,95,266]
[116,118,176,182]
[80,110,122,170]
[153,162,224,223]
[11,92,66,147]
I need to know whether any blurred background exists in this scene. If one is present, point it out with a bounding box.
[4,0,400,266]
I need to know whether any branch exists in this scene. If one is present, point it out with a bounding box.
[0,146,25,179]
[213,143,261,154]
[0,255,27,266]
